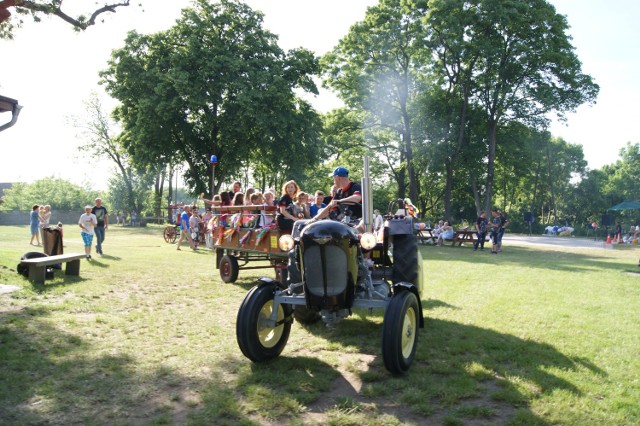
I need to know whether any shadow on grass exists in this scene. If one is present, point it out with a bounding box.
[421,244,633,274]
[423,299,460,311]
[232,305,603,425]
[27,275,89,293]
[0,308,257,425]
[0,295,606,425]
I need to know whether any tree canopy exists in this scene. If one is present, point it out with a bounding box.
[322,0,599,224]
[10,0,618,232]
[100,0,323,197]
[0,177,99,211]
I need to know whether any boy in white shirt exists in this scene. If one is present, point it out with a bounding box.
[78,205,98,259]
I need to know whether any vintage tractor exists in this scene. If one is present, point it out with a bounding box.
[235,159,425,374]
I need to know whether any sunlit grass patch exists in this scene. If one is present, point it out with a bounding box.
[1,226,639,424]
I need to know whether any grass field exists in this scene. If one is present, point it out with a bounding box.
[1,224,639,425]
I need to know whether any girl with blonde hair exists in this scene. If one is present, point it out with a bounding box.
[276,180,300,233]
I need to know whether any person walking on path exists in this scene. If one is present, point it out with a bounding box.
[29,204,41,245]
[79,205,98,259]
[92,198,109,256]
[176,205,194,250]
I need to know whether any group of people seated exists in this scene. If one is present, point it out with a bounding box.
[618,224,640,243]
[419,209,508,253]
[175,166,364,250]
[430,220,454,246]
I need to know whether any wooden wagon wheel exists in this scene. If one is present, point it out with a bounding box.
[163,225,177,244]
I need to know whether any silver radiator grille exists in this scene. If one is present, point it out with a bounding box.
[304,245,347,297]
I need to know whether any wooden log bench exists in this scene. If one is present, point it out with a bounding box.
[20,253,86,284]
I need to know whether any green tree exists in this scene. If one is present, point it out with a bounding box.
[565,168,608,229]
[100,0,322,197]
[0,177,98,211]
[104,170,154,218]
[457,0,599,212]
[322,0,427,202]
[604,142,640,202]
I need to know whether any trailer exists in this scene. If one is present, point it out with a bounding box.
[210,205,288,284]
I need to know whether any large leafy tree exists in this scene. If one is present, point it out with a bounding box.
[0,0,134,39]
[323,0,598,225]
[458,0,599,212]
[100,0,322,197]
[322,0,427,202]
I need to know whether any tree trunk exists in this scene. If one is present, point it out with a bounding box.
[444,158,453,223]
[546,141,558,225]
[530,159,541,219]
[471,175,481,214]
[483,120,498,213]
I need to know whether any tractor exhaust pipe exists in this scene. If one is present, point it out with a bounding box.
[362,156,374,233]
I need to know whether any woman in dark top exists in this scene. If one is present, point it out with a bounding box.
[276,180,300,233]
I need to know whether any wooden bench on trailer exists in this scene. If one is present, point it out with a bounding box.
[20,253,86,284]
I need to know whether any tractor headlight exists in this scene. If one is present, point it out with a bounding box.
[278,234,295,251]
[360,232,377,250]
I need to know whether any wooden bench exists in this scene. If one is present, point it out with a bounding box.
[20,253,86,284]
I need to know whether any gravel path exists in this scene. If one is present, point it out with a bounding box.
[503,234,615,249]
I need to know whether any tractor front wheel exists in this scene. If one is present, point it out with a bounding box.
[382,290,419,374]
[236,280,292,362]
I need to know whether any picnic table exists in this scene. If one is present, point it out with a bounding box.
[416,227,434,244]
[451,230,478,246]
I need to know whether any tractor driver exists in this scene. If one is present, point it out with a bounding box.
[310,166,364,230]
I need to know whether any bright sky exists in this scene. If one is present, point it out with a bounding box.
[1,0,638,191]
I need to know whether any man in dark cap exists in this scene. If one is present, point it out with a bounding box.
[311,166,362,225]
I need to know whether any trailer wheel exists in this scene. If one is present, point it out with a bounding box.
[219,254,239,283]
[382,290,419,374]
[236,281,292,362]
[163,226,177,244]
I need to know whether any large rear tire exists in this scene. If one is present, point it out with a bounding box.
[392,234,418,285]
[219,254,239,283]
[236,281,292,362]
[382,290,419,374]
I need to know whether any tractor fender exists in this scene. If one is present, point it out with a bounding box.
[254,277,278,289]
